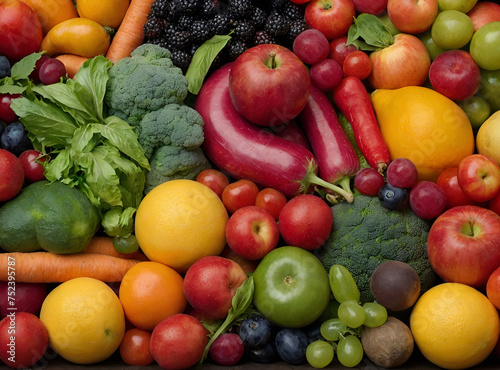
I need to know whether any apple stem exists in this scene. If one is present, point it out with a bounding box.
[266,52,277,69]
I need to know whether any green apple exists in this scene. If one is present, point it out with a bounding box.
[470,21,500,71]
[437,0,478,13]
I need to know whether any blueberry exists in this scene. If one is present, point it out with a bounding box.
[0,56,10,79]
[378,183,409,211]
[274,328,308,365]
[0,122,32,156]
[245,339,279,364]
[238,314,275,350]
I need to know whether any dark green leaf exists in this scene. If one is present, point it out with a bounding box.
[186,34,232,95]
[346,14,394,50]
[10,52,45,80]
[43,148,73,182]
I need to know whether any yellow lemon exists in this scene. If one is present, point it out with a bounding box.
[135,179,228,273]
[410,282,500,369]
[476,110,500,165]
[76,0,129,29]
[371,86,475,182]
[39,277,125,365]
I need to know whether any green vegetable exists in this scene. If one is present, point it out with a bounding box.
[346,13,395,51]
[104,44,189,126]
[0,180,100,254]
[10,55,150,238]
[0,52,45,95]
[136,103,210,193]
[316,194,438,303]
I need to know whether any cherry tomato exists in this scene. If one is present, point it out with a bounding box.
[342,50,372,80]
[18,149,45,183]
[222,179,259,214]
[196,168,230,198]
[119,328,154,366]
[255,188,288,220]
[436,167,478,209]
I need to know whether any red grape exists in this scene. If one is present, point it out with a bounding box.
[329,36,357,67]
[0,93,22,124]
[293,29,330,65]
[29,55,50,83]
[39,58,67,85]
[310,58,343,92]
[354,167,385,196]
[209,333,245,366]
[409,181,447,220]
[386,158,418,189]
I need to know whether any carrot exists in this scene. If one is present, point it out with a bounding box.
[82,235,149,261]
[0,252,143,283]
[55,54,89,78]
[105,0,155,63]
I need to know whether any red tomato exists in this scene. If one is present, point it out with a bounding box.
[0,0,43,63]
[19,149,46,183]
[255,188,288,220]
[196,169,229,198]
[0,148,24,202]
[222,179,259,214]
[119,328,154,366]
[436,167,479,209]
[342,50,372,80]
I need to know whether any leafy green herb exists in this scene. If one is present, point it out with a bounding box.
[200,276,255,364]
[0,52,44,94]
[346,13,395,51]
[10,55,150,238]
[185,34,232,95]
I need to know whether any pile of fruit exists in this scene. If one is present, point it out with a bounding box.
[2,0,500,369]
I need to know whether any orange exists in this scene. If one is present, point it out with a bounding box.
[39,277,125,365]
[76,0,129,29]
[119,261,187,331]
[371,86,475,182]
[410,282,500,369]
[476,110,500,166]
[21,0,79,35]
[135,179,228,273]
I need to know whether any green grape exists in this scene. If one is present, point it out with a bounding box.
[338,300,365,329]
[329,265,360,303]
[306,340,335,368]
[363,302,388,328]
[337,335,364,368]
[320,318,346,341]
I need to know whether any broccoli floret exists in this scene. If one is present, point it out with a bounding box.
[315,194,439,304]
[104,44,188,126]
[145,146,211,193]
[137,104,205,159]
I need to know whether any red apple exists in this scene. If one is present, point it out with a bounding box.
[0,282,47,318]
[0,148,24,202]
[467,1,500,32]
[278,194,333,250]
[487,265,500,310]
[457,154,500,203]
[0,312,48,369]
[352,0,388,15]
[427,205,500,287]
[437,167,481,209]
[225,206,280,260]
[368,33,431,90]
[387,0,439,34]
[305,0,356,40]
[183,256,248,320]
[490,190,500,216]
[428,50,481,101]
[228,44,310,127]
[150,313,208,370]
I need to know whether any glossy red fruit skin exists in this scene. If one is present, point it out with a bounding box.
[196,168,230,199]
[0,148,25,202]
[437,167,481,209]
[386,158,418,189]
[354,167,385,196]
[0,93,22,124]
[209,333,245,366]
[19,149,46,183]
[222,179,260,214]
[409,181,447,220]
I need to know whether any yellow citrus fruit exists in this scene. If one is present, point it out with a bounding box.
[476,110,500,166]
[410,282,500,369]
[76,0,129,29]
[135,179,228,273]
[119,261,187,331]
[39,277,125,365]
[371,86,475,182]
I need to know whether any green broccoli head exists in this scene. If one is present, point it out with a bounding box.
[137,104,205,159]
[104,44,188,126]
[315,194,438,304]
[145,146,211,194]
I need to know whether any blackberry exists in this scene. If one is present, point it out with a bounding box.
[248,6,267,29]
[170,48,192,71]
[228,39,249,61]
[166,0,187,22]
[228,0,254,19]
[264,11,290,38]
[177,14,194,30]
[281,1,305,21]
[189,19,214,44]
[285,19,310,46]
[143,17,166,40]
[163,23,191,50]
[209,13,233,35]
[268,0,287,10]
[201,0,220,17]
[149,0,169,19]
[233,20,255,43]
[252,30,276,46]
[183,0,202,15]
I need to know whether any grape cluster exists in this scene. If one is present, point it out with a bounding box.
[143,0,309,72]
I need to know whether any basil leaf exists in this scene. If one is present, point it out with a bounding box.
[186,34,232,95]
[101,207,136,238]
[70,125,98,154]
[10,97,77,147]
[10,52,44,80]
[0,84,25,95]
[43,148,73,182]
[346,13,394,50]
[117,168,146,209]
